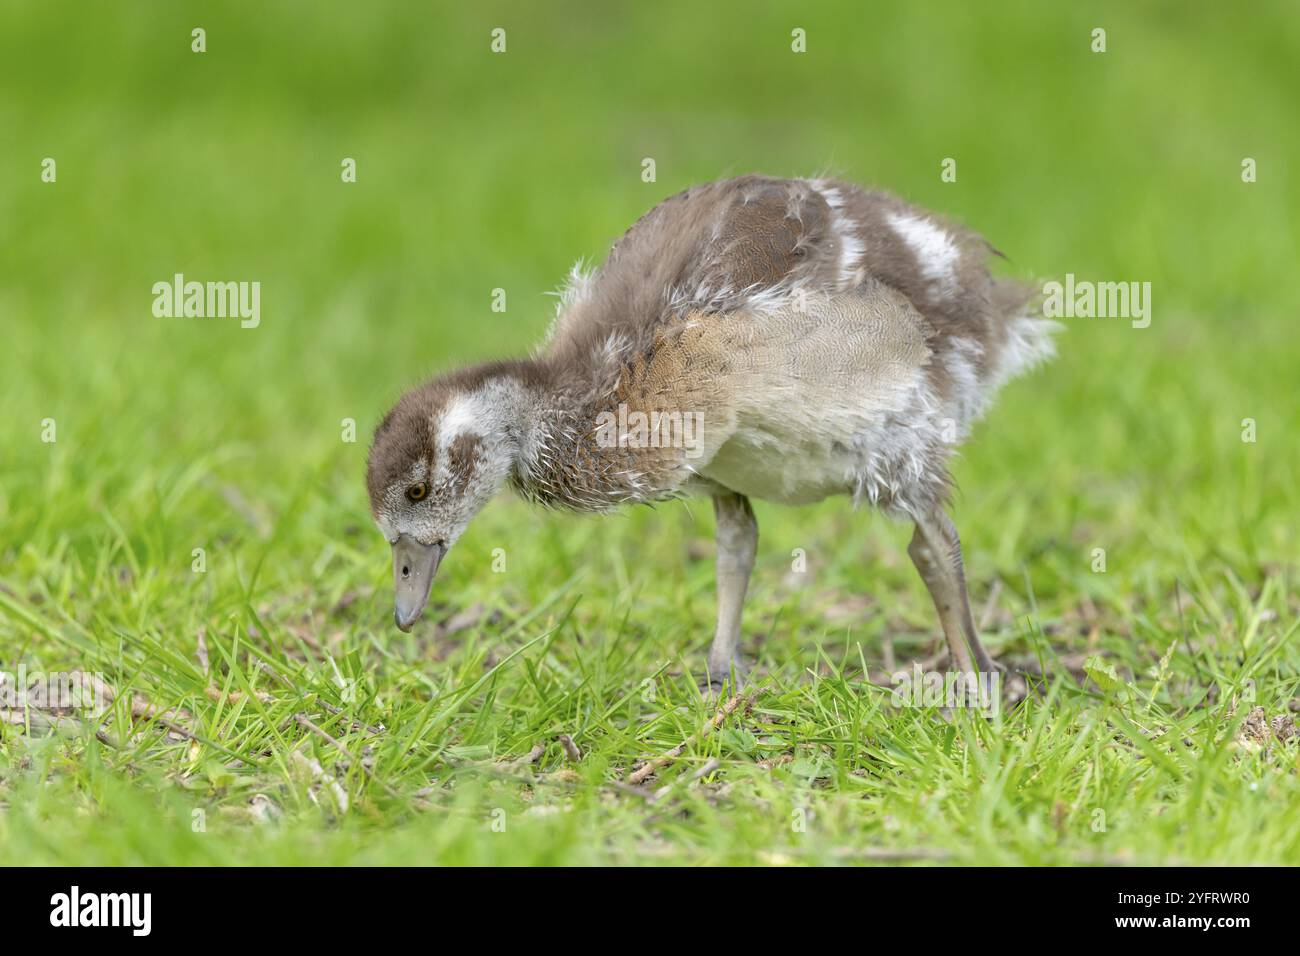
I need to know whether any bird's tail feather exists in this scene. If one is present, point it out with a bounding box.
[985,277,1060,391]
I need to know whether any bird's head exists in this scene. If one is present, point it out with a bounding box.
[366,373,526,631]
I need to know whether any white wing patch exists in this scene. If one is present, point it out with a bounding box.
[810,181,866,290]
[887,211,961,301]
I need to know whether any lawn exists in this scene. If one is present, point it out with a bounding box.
[1,0,1297,865]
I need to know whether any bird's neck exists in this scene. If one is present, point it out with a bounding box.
[485,358,652,513]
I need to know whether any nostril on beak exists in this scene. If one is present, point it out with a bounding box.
[401,565,410,578]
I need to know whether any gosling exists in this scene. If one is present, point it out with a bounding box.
[365,174,1056,688]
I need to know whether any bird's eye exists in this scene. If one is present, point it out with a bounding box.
[406,482,429,502]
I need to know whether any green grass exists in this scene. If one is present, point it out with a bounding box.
[1,0,1297,865]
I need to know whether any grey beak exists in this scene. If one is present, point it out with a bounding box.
[392,535,444,632]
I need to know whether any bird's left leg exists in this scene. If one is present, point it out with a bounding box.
[706,491,757,692]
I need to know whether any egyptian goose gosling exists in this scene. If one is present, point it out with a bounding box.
[366,175,1056,687]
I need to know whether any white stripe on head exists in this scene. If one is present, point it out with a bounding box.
[435,393,483,451]
[434,378,527,468]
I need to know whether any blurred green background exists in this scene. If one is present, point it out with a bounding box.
[3,0,1297,562]
[4,0,1297,561]
[1,1,1297,865]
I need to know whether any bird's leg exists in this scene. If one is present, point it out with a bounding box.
[706,492,757,693]
[907,507,998,677]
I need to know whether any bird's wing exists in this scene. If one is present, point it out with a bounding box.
[545,174,1049,401]
[544,175,861,369]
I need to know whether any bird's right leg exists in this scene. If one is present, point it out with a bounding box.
[706,491,757,693]
[906,506,998,676]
